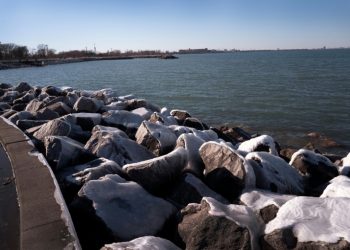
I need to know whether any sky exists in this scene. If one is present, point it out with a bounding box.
[1,0,350,52]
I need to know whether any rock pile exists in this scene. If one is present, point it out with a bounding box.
[1,82,350,250]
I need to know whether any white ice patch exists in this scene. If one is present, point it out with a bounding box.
[192,129,218,141]
[246,152,304,194]
[102,236,181,250]
[339,153,350,176]
[238,135,278,156]
[265,196,350,243]
[240,189,296,212]
[28,148,81,249]
[204,197,263,250]
[321,175,350,198]
[289,149,334,167]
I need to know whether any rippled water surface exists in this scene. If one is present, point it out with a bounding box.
[1,50,350,154]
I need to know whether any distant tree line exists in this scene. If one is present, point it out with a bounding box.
[0,41,169,60]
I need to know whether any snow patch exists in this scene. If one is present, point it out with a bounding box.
[265,196,350,243]
[204,197,263,250]
[102,236,181,250]
[321,175,350,198]
[339,153,350,176]
[289,149,333,167]
[238,135,278,156]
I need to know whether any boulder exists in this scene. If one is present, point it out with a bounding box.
[0,90,19,103]
[131,107,153,120]
[170,109,191,123]
[263,196,350,249]
[11,103,27,111]
[125,98,160,112]
[8,111,34,124]
[178,197,263,250]
[91,125,128,138]
[321,175,350,198]
[71,175,176,246]
[62,113,101,131]
[168,125,192,137]
[85,132,155,166]
[103,101,127,111]
[240,189,295,224]
[149,112,178,126]
[33,108,60,120]
[33,119,71,141]
[0,102,11,111]
[199,142,255,201]
[14,82,32,93]
[13,92,35,104]
[44,135,93,170]
[192,129,218,141]
[73,96,102,113]
[123,148,188,195]
[238,134,279,156]
[25,99,44,112]
[289,149,338,190]
[16,119,48,130]
[176,133,205,177]
[169,173,228,207]
[102,110,144,135]
[42,86,64,96]
[183,117,207,130]
[1,109,17,119]
[44,101,72,116]
[135,121,177,156]
[101,236,181,250]
[0,83,12,89]
[246,152,304,194]
[217,126,252,143]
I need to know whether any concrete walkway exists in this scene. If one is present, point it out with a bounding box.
[0,117,80,250]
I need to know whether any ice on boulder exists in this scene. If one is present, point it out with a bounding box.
[339,153,350,176]
[265,196,350,243]
[246,152,304,194]
[238,135,279,156]
[321,175,350,198]
[101,236,181,250]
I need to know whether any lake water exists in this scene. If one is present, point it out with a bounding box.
[1,50,350,154]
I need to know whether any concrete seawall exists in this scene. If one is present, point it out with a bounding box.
[0,117,80,250]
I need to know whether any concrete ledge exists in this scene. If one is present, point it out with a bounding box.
[0,117,80,250]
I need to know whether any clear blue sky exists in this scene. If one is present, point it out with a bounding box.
[1,0,350,52]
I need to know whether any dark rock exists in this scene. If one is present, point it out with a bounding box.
[33,108,60,120]
[135,121,177,156]
[42,86,64,96]
[25,99,44,112]
[16,119,49,130]
[125,98,160,112]
[73,96,102,113]
[246,152,304,194]
[0,90,19,103]
[168,173,228,207]
[8,111,34,124]
[199,142,255,201]
[279,148,297,162]
[85,131,155,166]
[11,103,27,111]
[33,119,71,141]
[178,197,262,250]
[289,149,338,189]
[170,109,191,123]
[71,174,176,244]
[123,148,188,195]
[1,109,17,119]
[218,126,252,142]
[0,102,11,112]
[183,117,207,130]
[14,82,32,93]
[44,135,94,170]
[101,236,181,250]
[63,113,101,131]
[0,83,12,89]
[13,92,35,104]
[44,101,72,116]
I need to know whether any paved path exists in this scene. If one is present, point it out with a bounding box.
[0,117,80,250]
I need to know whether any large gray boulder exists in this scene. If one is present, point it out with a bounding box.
[0,90,19,103]
[199,142,256,201]
[33,119,71,141]
[123,147,188,195]
[263,196,350,249]
[8,111,34,124]
[102,110,144,131]
[101,236,181,250]
[72,175,177,243]
[44,135,93,170]
[25,99,44,112]
[289,149,338,191]
[91,125,128,138]
[14,82,32,93]
[85,131,155,166]
[32,107,60,120]
[135,121,177,156]
[61,113,102,131]
[178,197,263,250]
[73,96,102,113]
[246,152,304,195]
[44,101,72,116]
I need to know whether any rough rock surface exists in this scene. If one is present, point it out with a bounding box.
[101,236,181,250]
[33,119,71,141]
[73,96,102,113]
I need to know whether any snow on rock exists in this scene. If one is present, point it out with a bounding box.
[101,236,181,250]
[178,197,263,250]
[199,141,255,201]
[168,125,192,137]
[321,175,350,198]
[246,152,304,195]
[102,110,144,130]
[131,107,153,120]
[289,149,338,188]
[339,153,350,176]
[123,147,187,195]
[192,129,218,141]
[240,189,296,223]
[238,135,279,156]
[75,174,177,241]
[264,196,350,248]
[85,131,155,167]
[135,121,177,156]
